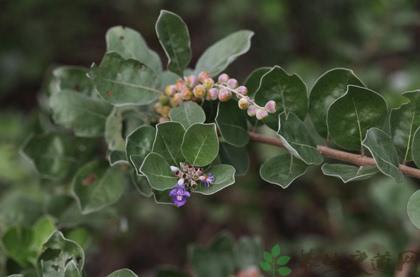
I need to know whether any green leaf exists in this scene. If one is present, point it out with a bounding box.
[49,90,111,137]
[255,66,308,128]
[89,52,161,106]
[260,150,309,189]
[181,123,219,167]
[21,134,95,180]
[152,122,185,165]
[309,68,364,137]
[169,101,206,129]
[259,261,271,272]
[195,30,254,76]
[130,171,153,198]
[321,163,378,183]
[2,226,36,267]
[216,100,249,147]
[277,113,323,165]
[412,126,420,168]
[277,256,290,266]
[390,90,420,161]
[105,108,126,151]
[362,128,405,184]
[219,143,249,176]
[271,244,281,257]
[125,125,156,172]
[106,26,162,73]
[140,152,178,190]
[72,161,126,214]
[106,268,138,277]
[49,66,95,97]
[263,251,272,261]
[65,228,91,250]
[327,85,388,151]
[194,164,236,195]
[244,67,271,98]
[108,150,128,166]
[407,190,420,229]
[65,261,82,277]
[32,216,56,254]
[155,10,192,75]
[38,231,85,277]
[278,266,292,276]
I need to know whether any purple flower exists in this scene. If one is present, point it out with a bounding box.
[199,173,215,187]
[169,181,191,207]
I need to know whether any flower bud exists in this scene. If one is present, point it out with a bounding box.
[198,71,209,82]
[177,178,185,186]
[193,85,206,98]
[170,166,180,173]
[207,88,219,100]
[202,78,214,89]
[227,78,238,89]
[218,88,232,102]
[264,100,276,114]
[218,73,229,83]
[165,85,176,96]
[237,86,248,95]
[181,88,193,100]
[256,108,269,120]
[247,105,257,117]
[238,97,250,110]
[170,93,183,106]
[185,75,197,87]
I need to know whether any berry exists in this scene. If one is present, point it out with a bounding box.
[207,88,219,100]
[247,105,257,117]
[218,88,232,102]
[256,108,268,120]
[227,78,238,89]
[202,78,214,89]
[193,85,206,98]
[165,85,176,96]
[237,86,248,95]
[218,73,229,83]
[198,71,209,82]
[181,88,193,100]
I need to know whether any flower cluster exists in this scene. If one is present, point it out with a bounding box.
[155,72,276,121]
[168,162,215,207]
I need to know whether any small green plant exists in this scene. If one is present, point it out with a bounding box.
[260,244,291,276]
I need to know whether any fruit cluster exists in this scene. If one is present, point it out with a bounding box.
[155,72,276,121]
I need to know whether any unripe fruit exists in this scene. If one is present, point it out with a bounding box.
[185,75,197,87]
[207,88,219,100]
[218,88,232,102]
[159,95,170,105]
[176,80,186,91]
[264,100,276,114]
[193,85,206,98]
[256,108,269,120]
[227,78,238,89]
[247,105,257,117]
[237,86,248,95]
[238,97,250,110]
[218,73,229,83]
[198,71,209,82]
[154,102,163,113]
[161,105,171,117]
[181,88,193,100]
[165,85,176,96]
[202,78,214,89]
[170,93,183,106]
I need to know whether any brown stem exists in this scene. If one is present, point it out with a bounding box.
[248,131,420,180]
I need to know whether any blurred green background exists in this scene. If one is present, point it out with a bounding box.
[1,0,420,276]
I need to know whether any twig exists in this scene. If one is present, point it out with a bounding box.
[248,131,420,180]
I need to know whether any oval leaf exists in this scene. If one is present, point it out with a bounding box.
[152,121,185,165]
[139,152,178,191]
[321,163,378,183]
[362,128,405,184]
[181,123,219,166]
[194,164,236,195]
[195,30,254,76]
[244,67,271,98]
[260,150,308,188]
[327,85,388,151]
[219,143,249,176]
[169,101,206,129]
[309,68,364,137]
[125,125,156,172]
[155,10,192,76]
[216,100,249,147]
[90,52,161,106]
[72,161,126,214]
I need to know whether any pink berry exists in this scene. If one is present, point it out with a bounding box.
[185,75,197,87]
[227,78,238,89]
[198,71,209,82]
[264,100,276,114]
[237,86,248,95]
[218,73,229,83]
[218,88,232,102]
[256,108,268,120]
[238,97,250,110]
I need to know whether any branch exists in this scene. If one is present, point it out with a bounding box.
[248,131,420,180]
